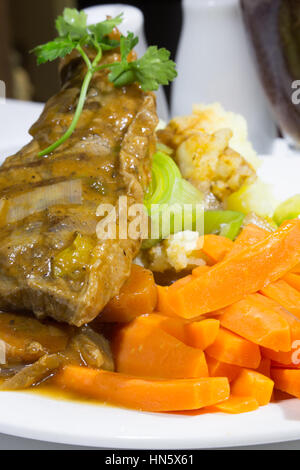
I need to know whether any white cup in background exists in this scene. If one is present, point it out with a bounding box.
[84,4,169,121]
[171,0,277,154]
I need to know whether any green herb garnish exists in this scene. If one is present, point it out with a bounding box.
[32,8,177,157]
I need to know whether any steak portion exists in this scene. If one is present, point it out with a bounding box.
[0,50,158,326]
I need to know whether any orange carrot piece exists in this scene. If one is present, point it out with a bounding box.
[260,298,300,364]
[157,286,178,318]
[138,313,187,343]
[111,316,208,379]
[283,273,300,292]
[199,234,234,264]
[169,275,194,290]
[185,319,220,349]
[205,327,261,368]
[145,314,219,350]
[55,366,230,412]
[271,368,300,398]
[206,355,241,382]
[257,358,271,378]
[231,369,274,406]
[210,396,259,414]
[101,265,157,323]
[218,293,291,352]
[261,279,300,319]
[291,263,300,274]
[192,265,211,277]
[163,220,300,319]
[156,276,193,318]
[228,224,269,258]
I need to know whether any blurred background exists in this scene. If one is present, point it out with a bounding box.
[0,0,182,103]
[0,0,299,151]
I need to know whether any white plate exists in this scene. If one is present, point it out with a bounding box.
[0,100,300,449]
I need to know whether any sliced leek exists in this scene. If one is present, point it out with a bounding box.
[273,194,300,226]
[143,152,204,248]
[204,210,245,241]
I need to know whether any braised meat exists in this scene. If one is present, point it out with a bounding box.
[0,49,158,326]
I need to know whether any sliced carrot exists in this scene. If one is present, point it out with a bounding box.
[55,366,230,412]
[257,358,271,378]
[192,265,210,277]
[291,263,300,274]
[157,286,177,318]
[271,368,300,398]
[231,369,274,406]
[260,298,300,364]
[101,265,158,323]
[206,355,241,382]
[138,313,187,343]
[111,315,208,379]
[199,234,234,264]
[156,276,193,318]
[261,279,300,319]
[283,273,300,292]
[228,223,269,257]
[262,342,300,366]
[218,293,291,352]
[169,275,194,290]
[185,319,220,350]
[210,396,259,414]
[205,327,261,368]
[144,315,219,350]
[163,220,300,319]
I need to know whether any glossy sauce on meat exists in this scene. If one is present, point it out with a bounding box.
[0,49,158,326]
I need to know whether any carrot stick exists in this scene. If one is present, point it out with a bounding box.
[218,293,291,352]
[192,265,211,277]
[283,273,300,292]
[138,313,187,343]
[261,280,300,319]
[205,355,241,382]
[111,316,208,379]
[100,265,157,323]
[205,327,261,368]
[231,369,274,406]
[209,396,259,414]
[228,223,269,258]
[140,314,219,351]
[157,276,193,318]
[185,319,220,349]
[271,368,300,399]
[259,297,300,364]
[199,234,234,264]
[291,263,300,274]
[163,220,300,319]
[257,358,271,378]
[55,366,230,412]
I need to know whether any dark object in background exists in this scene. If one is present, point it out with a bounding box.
[0,0,13,97]
[241,0,300,148]
[78,0,183,104]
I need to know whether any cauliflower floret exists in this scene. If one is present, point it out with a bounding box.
[145,231,206,273]
[177,129,256,201]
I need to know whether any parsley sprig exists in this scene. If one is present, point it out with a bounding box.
[32,8,177,157]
